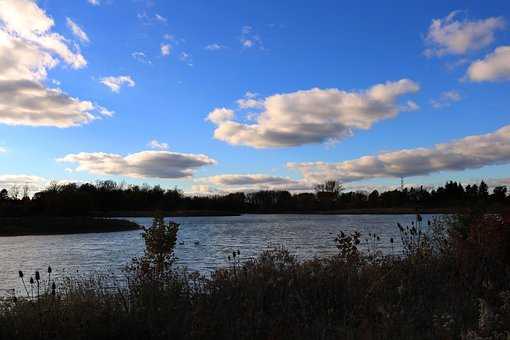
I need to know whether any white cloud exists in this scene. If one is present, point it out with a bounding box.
[180,52,192,66]
[430,90,461,108]
[400,100,420,112]
[66,18,89,43]
[58,150,216,179]
[466,46,510,82]
[237,91,264,109]
[288,124,510,183]
[148,139,169,150]
[96,105,114,117]
[206,108,235,125]
[87,0,100,5]
[100,75,135,93]
[155,14,167,23]
[207,79,419,148]
[132,51,151,64]
[205,43,225,51]
[0,79,97,127]
[196,174,311,193]
[424,11,505,57]
[0,146,6,153]
[0,0,86,68]
[0,174,47,193]
[240,25,263,49]
[160,43,171,56]
[0,0,108,127]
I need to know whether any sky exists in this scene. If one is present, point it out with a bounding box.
[0,0,510,195]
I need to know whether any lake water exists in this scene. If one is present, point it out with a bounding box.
[0,214,439,294]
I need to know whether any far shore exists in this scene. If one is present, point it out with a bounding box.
[0,217,141,237]
[100,207,460,218]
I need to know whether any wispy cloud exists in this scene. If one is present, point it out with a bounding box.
[148,139,169,150]
[205,43,226,51]
[240,25,263,49]
[155,14,167,23]
[100,76,135,93]
[132,51,151,64]
[180,51,192,66]
[66,18,89,43]
[430,90,461,108]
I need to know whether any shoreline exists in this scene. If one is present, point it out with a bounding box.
[102,207,458,217]
[0,217,141,237]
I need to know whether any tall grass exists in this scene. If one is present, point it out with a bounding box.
[0,211,509,339]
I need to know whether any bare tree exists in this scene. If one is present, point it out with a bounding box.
[9,184,20,200]
[22,184,30,200]
[314,180,343,196]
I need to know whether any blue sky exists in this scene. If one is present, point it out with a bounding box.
[0,0,510,194]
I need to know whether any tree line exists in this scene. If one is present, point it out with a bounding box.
[0,179,508,216]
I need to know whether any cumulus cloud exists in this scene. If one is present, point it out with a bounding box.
[87,0,100,5]
[100,75,135,93]
[0,79,96,127]
[206,79,419,148]
[466,46,510,82]
[0,146,6,153]
[148,139,169,150]
[288,124,510,183]
[424,11,505,57]
[0,174,47,194]
[160,43,171,56]
[430,90,461,108]
[0,0,110,127]
[66,18,89,43]
[58,150,216,179]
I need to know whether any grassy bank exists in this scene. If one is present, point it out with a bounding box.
[0,212,509,339]
[0,217,140,236]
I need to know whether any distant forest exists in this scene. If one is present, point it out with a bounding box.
[0,179,508,217]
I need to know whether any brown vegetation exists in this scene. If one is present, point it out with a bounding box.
[0,211,509,339]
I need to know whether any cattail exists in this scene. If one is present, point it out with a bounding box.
[237,250,240,256]
[232,251,236,259]
[30,277,34,285]
[390,237,394,243]
[19,270,30,298]
[47,266,52,274]
[51,282,56,296]
[35,271,40,281]
[228,256,231,261]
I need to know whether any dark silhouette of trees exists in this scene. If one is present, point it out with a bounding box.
[0,180,508,217]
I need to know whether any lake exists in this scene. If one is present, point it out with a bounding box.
[0,214,439,294]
